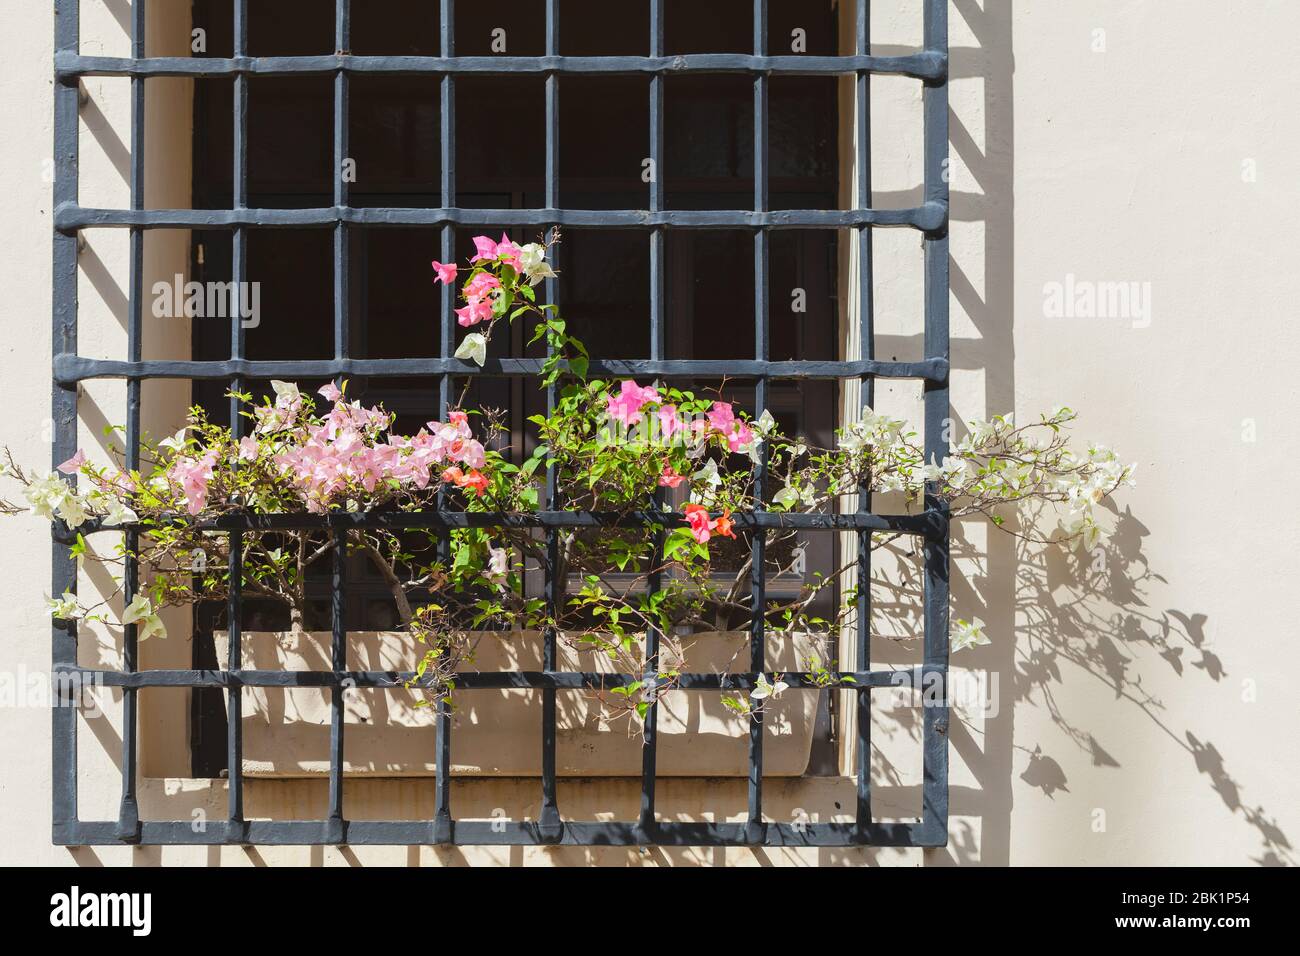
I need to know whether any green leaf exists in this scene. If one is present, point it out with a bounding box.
[663,527,694,562]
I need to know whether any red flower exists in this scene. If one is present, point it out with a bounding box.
[441,465,489,496]
[458,469,489,496]
[658,466,686,489]
[683,503,713,544]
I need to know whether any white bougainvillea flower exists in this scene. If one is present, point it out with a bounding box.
[838,429,866,454]
[55,489,89,528]
[271,380,301,404]
[773,485,799,510]
[122,594,166,642]
[485,546,509,586]
[967,417,999,446]
[122,595,150,625]
[877,469,907,493]
[47,591,80,620]
[157,427,190,452]
[950,617,990,653]
[455,332,488,367]
[751,673,788,701]
[1059,512,1106,552]
[519,242,557,286]
[688,458,722,506]
[23,471,68,519]
[861,407,905,440]
[100,496,138,527]
[940,456,967,485]
[918,456,945,484]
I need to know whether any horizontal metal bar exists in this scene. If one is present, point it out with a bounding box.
[56,50,946,83]
[54,354,948,385]
[55,202,947,234]
[62,665,934,691]
[58,508,942,538]
[56,819,943,848]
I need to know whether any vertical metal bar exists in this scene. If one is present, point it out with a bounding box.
[921,0,951,844]
[230,0,248,424]
[433,0,456,846]
[854,0,875,829]
[328,525,347,842]
[114,0,147,845]
[51,0,80,844]
[225,530,246,842]
[544,4,560,214]
[334,0,351,363]
[747,0,769,844]
[648,0,664,218]
[538,0,563,842]
[326,0,353,848]
[438,0,456,416]
[226,0,250,846]
[639,0,666,840]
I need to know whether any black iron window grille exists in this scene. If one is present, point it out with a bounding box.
[51,0,949,847]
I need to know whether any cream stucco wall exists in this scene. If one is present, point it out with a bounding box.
[0,1,1295,866]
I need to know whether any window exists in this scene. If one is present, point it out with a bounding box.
[52,0,950,846]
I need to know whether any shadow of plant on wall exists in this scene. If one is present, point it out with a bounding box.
[1008,502,1293,867]
[864,502,1293,867]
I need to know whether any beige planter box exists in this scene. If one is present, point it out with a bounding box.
[214,630,820,778]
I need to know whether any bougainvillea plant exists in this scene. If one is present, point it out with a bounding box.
[1,234,1135,725]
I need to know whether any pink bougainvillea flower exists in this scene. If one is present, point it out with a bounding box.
[469,233,522,269]
[683,503,713,544]
[456,269,500,328]
[462,272,501,323]
[464,272,501,300]
[458,439,486,470]
[705,401,755,452]
[431,260,459,285]
[455,299,494,327]
[494,233,523,271]
[658,466,685,489]
[726,420,756,454]
[706,401,735,434]
[100,469,136,494]
[657,404,682,441]
[57,450,86,475]
[237,436,260,461]
[606,380,661,426]
[470,235,499,263]
[169,450,218,515]
[317,382,342,403]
